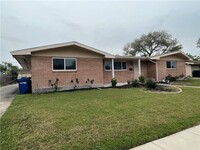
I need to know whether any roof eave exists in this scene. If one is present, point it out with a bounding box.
[150,51,192,61]
[10,41,115,58]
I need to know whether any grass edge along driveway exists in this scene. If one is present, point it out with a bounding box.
[172,78,200,86]
[1,87,200,150]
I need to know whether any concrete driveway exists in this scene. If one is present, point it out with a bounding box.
[0,84,18,118]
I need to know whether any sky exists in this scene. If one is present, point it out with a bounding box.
[1,0,200,67]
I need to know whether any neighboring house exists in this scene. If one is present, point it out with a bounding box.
[11,41,192,93]
[191,61,200,77]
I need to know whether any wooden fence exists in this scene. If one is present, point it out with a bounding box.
[0,74,16,86]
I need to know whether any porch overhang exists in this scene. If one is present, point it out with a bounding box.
[114,56,148,61]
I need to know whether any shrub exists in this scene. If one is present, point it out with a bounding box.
[127,80,131,85]
[48,78,59,91]
[179,74,184,78]
[145,79,157,89]
[165,74,172,81]
[165,74,177,82]
[111,78,117,87]
[131,79,139,87]
[139,75,145,83]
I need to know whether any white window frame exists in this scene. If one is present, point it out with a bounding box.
[104,60,127,71]
[104,60,112,71]
[166,60,177,69]
[114,61,127,71]
[52,57,77,71]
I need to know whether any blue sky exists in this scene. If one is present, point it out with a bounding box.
[1,0,200,66]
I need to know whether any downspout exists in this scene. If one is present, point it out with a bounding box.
[148,59,158,82]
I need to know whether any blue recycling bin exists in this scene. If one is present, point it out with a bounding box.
[17,77,32,94]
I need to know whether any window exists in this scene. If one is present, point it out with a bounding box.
[65,59,76,70]
[104,60,127,70]
[53,58,77,71]
[53,59,64,70]
[114,62,121,70]
[105,61,112,70]
[122,62,127,69]
[166,61,176,69]
[114,61,127,70]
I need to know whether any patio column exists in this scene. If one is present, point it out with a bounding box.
[155,62,158,81]
[111,58,115,78]
[138,59,141,78]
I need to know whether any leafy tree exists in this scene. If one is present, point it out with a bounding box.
[123,31,182,56]
[0,62,20,80]
[0,62,12,74]
[197,38,200,48]
[186,53,200,61]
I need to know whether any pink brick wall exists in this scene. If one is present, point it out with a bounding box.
[141,61,147,78]
[103,61,152,84]
[31,56,104,91]
[103,71,134,84]
[147,62,156,80]
[103,61,135,84]
[31,56,187,91]
[157,60,186,81]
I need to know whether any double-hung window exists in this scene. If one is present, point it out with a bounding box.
[104,61,112,70]
[114,61,127,70]
[53,58,77,71]
[166,61,176,69]
[104,60,127,70]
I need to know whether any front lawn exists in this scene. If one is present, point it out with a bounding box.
[1,88,200,150]
[172,78,200,86]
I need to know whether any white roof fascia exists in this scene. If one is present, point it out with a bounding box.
[10,41,115,58]
[185,62,194,65]
[150,51,192,61]
[114,56,147,60]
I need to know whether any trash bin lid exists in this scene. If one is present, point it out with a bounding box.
[17,77,31,82]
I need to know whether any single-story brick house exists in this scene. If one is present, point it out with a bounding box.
[11,41,193,92]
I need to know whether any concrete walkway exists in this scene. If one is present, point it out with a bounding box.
[174,85,200,88]
[130,125,200,150]
[0,84,18,118]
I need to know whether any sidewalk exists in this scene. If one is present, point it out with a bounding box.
[130,125,200,150]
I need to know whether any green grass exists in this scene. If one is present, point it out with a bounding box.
[1,88,200,150]
[172,78,200,86]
